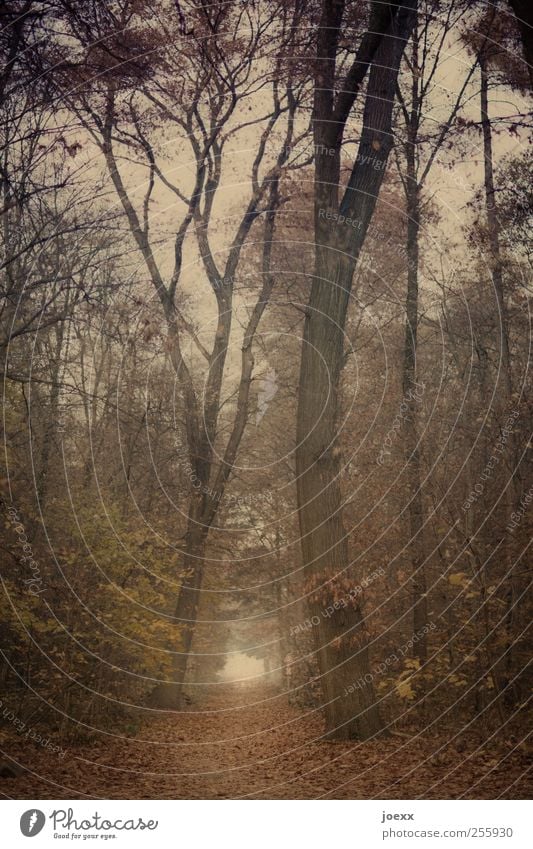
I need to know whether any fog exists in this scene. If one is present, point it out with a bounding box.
[219,653,267,683]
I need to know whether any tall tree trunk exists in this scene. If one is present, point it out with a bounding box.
[100,93,290,708]
[150,180,282,710]
[479,52,517,707]
[150,497,209,708]
[296,1,416,740]
[36,313,69,513]
[403,180,428,661]
[402,24,428,662]
[480,56,512,402]
[170,523,209,703]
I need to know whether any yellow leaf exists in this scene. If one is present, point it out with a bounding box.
[448,572,468,587]
[396,679,416,700]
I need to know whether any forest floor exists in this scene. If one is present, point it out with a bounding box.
[1,685,530,799]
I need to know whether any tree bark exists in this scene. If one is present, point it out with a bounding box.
[296,0,417,739]
[402,24,428,663]
[480,51,518,708]
[403,178,428,661]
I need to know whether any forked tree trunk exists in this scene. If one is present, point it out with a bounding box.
[296,1,417,739]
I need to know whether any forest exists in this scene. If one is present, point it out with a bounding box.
[0,0,532,800]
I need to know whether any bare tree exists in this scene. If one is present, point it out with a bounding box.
[60,0,311,706]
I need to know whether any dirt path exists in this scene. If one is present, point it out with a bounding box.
[1,686,530,799]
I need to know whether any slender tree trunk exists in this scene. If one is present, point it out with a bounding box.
[98,65,294,710]
[480,51,517,709]
[36,317,67,511]
[480,56,512,401]
[275,535,291,693]
[151,181,282,710]
[403,180,428,660]
[402,30,428,660]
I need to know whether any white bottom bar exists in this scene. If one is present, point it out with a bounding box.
[2,799,530,848]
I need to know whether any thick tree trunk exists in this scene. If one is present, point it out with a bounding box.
[296,0,416,740]
[150,508,208,709]
[296,249,383,740]
[170,532,207,703]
